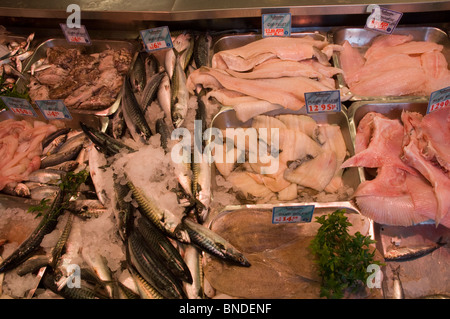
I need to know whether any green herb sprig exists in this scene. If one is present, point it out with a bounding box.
[309,209,382,299]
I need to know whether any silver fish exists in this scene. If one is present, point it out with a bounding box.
[183,244,204,299]
[157,72,172,128]
[171,54,189,128]
[384,237,446,261]
[26,169,66,185]
[391,266,405,299]
[30,185,60,201]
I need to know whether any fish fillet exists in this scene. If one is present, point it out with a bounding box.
[275,114,318,138]
[363,34,414,60]
[227,171,275,201]
[338,40,366,86]
[341,115,417,175]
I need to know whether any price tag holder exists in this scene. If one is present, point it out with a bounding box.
[140,27,174,52]
[1,96,38,117]
[364,5,403,34]
[60,23,91,45]
[305,90,341,114]
[262,13,291,37]
[35,100,72,121]
[427,86,450,114]
[272,205,315,224]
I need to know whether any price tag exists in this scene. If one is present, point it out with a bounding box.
[35,100,72,121]
[427,86,450,114]
[60,23,91,45]
[262,13,291,37]
[305,90,341,114]
[272,205,315,224]
[1,96,38,117]
[365,5,403,34]
[140,27,173,52]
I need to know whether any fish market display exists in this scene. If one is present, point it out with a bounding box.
[28,46,132,110]
[338,34,450,97]
[343,107,450,227]
[213,113,352,203]
[187,35,350,122]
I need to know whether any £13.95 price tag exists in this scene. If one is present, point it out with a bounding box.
[305,90,341,114]
[272,205,315,224]
[1,96,38,117]
[364,5,403,34]
[262,13,291,37]
[35,100,72,121]
[427,86,450,114]
[60,23,91,45]
[140,27,173,53]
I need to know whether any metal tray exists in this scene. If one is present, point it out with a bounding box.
[213,31,327,53]
[347,99,450,298]
[329,27,450,101]
[347,97,428,183]
[209,106,361,202]
[15,38,138,117]
[203,203,380,299]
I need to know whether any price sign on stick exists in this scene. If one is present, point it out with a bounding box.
[140,27,173,53]
[428,86,450,114]
[305,90,341,114]
[60,23,91,45]
[35,100,72,121]
[1,96,38,117]
[365,5,403,34]
[272,205,315,224]
[262,13,291,37]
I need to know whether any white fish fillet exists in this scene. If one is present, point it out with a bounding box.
[275,114,318,137]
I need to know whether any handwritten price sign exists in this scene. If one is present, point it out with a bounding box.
[272,205,314,224]
[35,100,72,121]
[365,5,403,34]
[140,27,173,53]
[428,86,450,114]
[1,96,38,117]
[262,13,291,37]
[60,23,91,45]
[305,90,341,114]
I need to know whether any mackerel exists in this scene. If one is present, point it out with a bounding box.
[40,144,83,169]
[182,217,251,267]
[137,217,193,284]
[129,266,164,299]
[384,237,446,261]
[140,71,165,112]
[183,244,204,299]
[121,75,153,144]
[113,174,135,241]
[0,189,66,273]
[171,54,189,128]
[127,230,187,299]
[193,32,212,68]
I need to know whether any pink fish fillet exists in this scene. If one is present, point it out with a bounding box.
[341,115,417,175]
[354,166,429,226]
[420,106,450,174]
[351,66,427,97]
[401,111,450,224]
[420,51,450,94]
[338,40,366,86]
[354,112,388,153]
[363,34,414,60]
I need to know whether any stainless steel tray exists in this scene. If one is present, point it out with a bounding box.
[347,97,428,183]
[347,99,450,298]
[15,38,138,117]
[209,106,361,201]
[203,203,380,299]
[329,27,450,101]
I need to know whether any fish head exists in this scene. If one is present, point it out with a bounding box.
[173,223,191,243]
[226,248,251,267]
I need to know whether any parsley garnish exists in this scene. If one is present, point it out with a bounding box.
[309,209,382,299]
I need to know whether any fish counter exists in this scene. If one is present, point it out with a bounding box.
[0,23,449,300]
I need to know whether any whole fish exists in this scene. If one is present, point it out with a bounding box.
[80,121,136,156]
[50,213,74,270]
[192,158,211,224]
[384,237,446,261]
[164,48,176,80]
[171,54,189,128]
[0,189,66,273]
[42,133,67,156]
[113,174,135,241]
[42,127,71,150]
[391,266,405,299]
[155,117,172,153]
[26,169,66,185]
[183,244,204,299]
[2,182,30,197]
[111,105,126,140]
[57,130,89,154]
[157,73,173,128]
[127,230,187,299]
[45,160,79,172]
[140,71,165,112]
[82,250,115,299]
[137,216,193,284]
[126,178,190,244]
[130,51,147,93]
[30,185,59,201]
[121,75,153,144]
[179,34,194,71]
[40,144,83,169]
[182,217,251,267]
[16,255,50,276]
[144,53,159,80]
[194,32,212,68]
[129,266,164,299]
